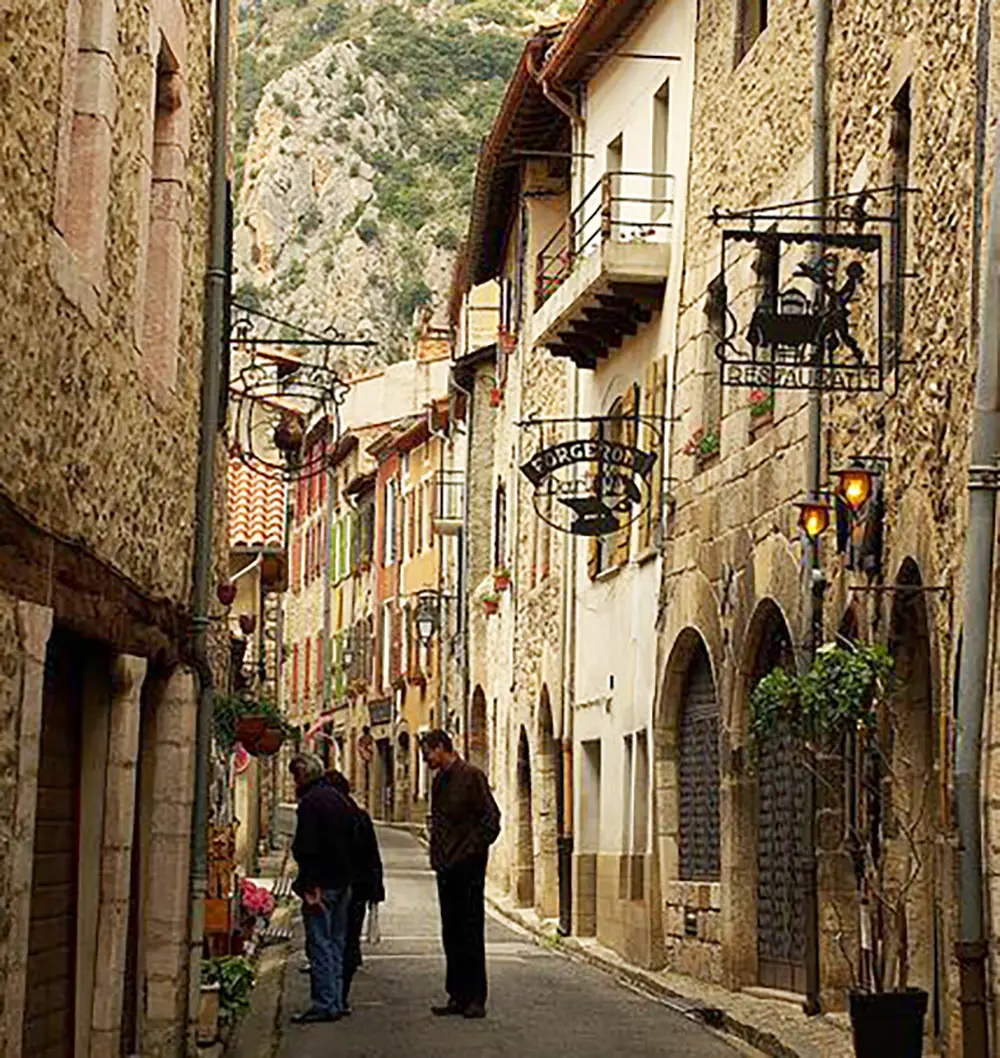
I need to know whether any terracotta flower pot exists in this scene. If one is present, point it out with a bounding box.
[483,598,499,616]
[489,387,503,408]
[235,714,268,748]
[255,724,285,757]
[494,573,511,592]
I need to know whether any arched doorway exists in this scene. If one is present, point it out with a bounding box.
[515,726,535,908]
[749,601,807,994]
[536,689,560,918]
[469,686,488,771]
[678,638,721,882]
[888,559,941,1034]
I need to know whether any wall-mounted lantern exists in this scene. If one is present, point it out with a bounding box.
[796,496,831,541]
[414,591,440,648]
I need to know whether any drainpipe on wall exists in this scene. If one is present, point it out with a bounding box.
[322,444,335,733]
[953,117,1000,1058]
[451,372,474,756]
[187,0,230,1047]
[801,0,830,1019]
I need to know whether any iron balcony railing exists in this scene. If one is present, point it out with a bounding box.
[535,170,674,309]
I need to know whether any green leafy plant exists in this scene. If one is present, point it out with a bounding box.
[202,956,255,1026]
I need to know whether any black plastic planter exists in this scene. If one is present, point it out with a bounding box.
[849,988,928,1058]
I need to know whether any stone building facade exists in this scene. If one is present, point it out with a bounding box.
[455,0,1000,1051]
[0,0,219,1055]
[659,0,987,1048]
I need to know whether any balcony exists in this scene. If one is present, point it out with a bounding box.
[533,171,673,369]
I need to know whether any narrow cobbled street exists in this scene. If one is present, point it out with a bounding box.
[268,828,742,1058]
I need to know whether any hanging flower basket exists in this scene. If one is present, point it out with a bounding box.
[499,329,517,355]
[254,723,285,758]
[489,386,503,408]
[483,594,500,616]
[494,567,511,592]
[234,714,268,750]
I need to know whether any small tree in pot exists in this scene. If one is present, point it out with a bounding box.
[750,640,932,1058]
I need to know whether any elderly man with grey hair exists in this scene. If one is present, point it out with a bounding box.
[288,752,357,1024]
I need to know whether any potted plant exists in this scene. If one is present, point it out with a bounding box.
[750,640,929,1058]
[494,565,511,592]
[499,328,517,355]
[213,693,293,756]
[202,955,255,1032]
[748,387,774,423]
[488,378,503,407]
[483,593,500,617]
[682,427,721,460]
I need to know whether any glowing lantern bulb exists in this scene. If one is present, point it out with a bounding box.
[839,467,872,512]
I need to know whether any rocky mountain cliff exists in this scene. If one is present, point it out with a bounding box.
[233,0,580,368]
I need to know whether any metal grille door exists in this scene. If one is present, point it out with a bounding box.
[678,645,720,880]
[755,620,807,994]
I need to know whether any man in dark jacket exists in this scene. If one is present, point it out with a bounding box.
[289,753,356,1024]
[326,769,385,1010]
[422,729,501,1020]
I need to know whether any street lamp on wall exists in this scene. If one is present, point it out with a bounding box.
[796,496,831,542]
[415,591,440,648]
[834,463,875,512]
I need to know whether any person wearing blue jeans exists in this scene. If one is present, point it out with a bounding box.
[289,754,357,1025]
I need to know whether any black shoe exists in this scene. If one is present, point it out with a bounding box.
[463,1004,486,1019]
[431,1001,466,1016]
[291,1008,342,1024]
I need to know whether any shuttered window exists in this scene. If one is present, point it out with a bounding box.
[678,643,721,880]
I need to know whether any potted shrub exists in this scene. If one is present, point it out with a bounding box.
[750,640,929,1058]
[202,955,255,1032]
[483,593,500,617]
[494,565,511,592]
[214,693,292,756]
[748,387,774,424]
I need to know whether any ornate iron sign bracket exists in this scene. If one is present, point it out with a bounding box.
[517,387,663,537]
[226,298,377,482]
[711,185,916,394]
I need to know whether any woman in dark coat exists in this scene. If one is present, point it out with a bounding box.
[326,769,385,1010]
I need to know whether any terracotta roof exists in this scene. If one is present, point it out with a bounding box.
[463,1,660,288]
[228,458,286,551]
[543,0,660,89]
[466,25,568,286]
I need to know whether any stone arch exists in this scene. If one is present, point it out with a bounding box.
[515,726,535,908]
[728,597,806,993]
[655,628,722,883]
[469,685,487,770]
[535,687,560,918]
[887,557,942,1032]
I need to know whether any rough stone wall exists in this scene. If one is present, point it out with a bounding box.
[0,0,214,610]
[662,0,981,1036]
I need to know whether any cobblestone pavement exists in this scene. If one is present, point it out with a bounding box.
[267,827,747,1058]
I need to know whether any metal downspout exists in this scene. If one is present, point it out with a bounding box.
[187,0,230,1047]
[954,117,1000,1058]
[802,0,830,1018]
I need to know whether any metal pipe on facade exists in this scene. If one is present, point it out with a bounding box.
[801,0,830,1019]
[186,0,230,1047]
[953,118,1000,1058]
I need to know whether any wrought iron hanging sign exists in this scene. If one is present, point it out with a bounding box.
[711,187,911,393]
[227,299,376,483]
[518,391,661,537]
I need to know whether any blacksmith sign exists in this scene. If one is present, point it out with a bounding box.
[711,186,909,394]
[519,400,660,538]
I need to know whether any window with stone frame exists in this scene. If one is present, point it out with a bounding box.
[139,37,187,390]
[52,0,117,296]
[735,0,768,65]
[493,480,507,572]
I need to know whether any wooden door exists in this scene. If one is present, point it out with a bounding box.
[21,631,83,1058]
